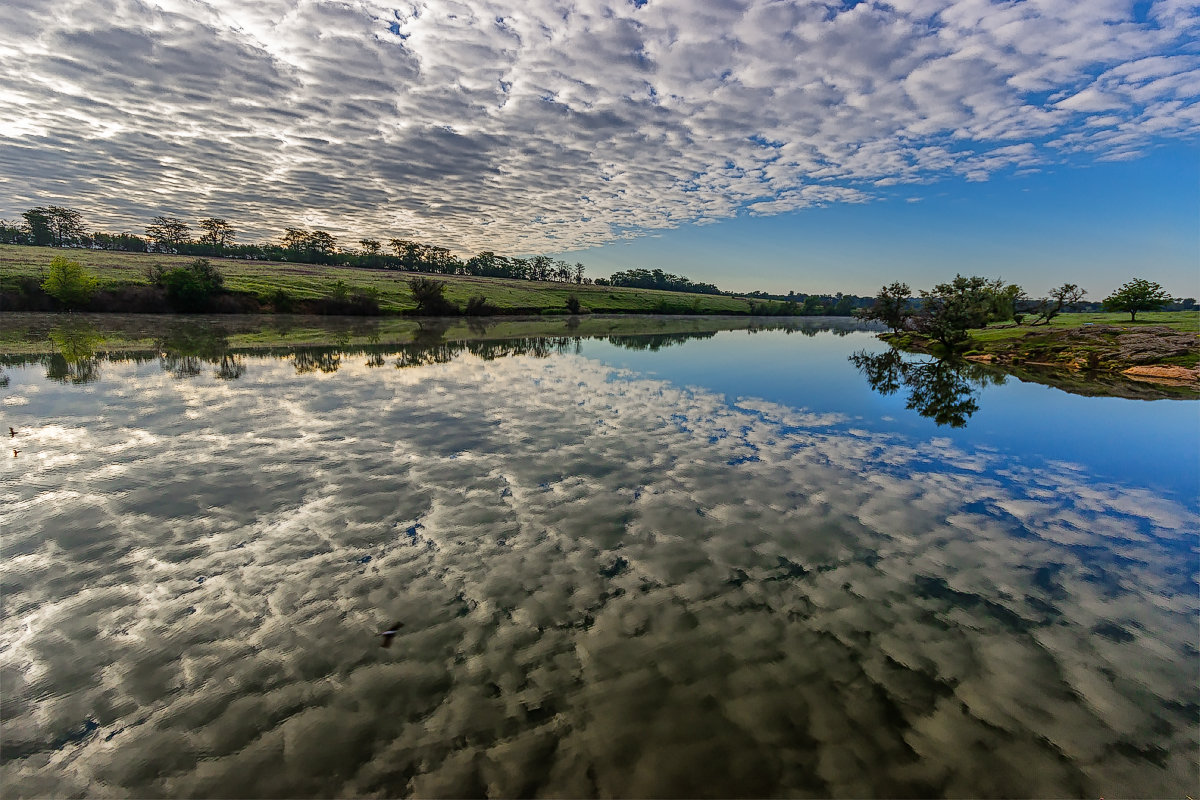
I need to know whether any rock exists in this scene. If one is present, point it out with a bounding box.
[1121,365,1200,385]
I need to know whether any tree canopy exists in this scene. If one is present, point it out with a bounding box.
[1103,279,1173,321]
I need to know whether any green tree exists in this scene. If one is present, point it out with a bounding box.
[914,275,1004,351]
[408,277,458,315]
[198,218,235,250]
[22,208,53,246]
[146,216,192,252]
[152,258,224,311]
[860,282,911,333]
[41,255,98,308]
[1031,283,1086,324]
[1103,279,1174,321]
[566,295,582,314]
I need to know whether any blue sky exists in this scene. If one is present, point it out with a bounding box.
[0,0,1197,296]
[568,141,1200,296]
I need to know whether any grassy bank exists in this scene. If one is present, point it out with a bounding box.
[0,244,783,315]
[883,312,1200,383]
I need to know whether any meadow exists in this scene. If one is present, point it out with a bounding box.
[0,245,770,315]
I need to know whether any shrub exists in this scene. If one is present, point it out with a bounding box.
[565,295,582,314]
[269,288,295,313]
[408,277,458,315]
[465,294,496,316]
[152,258,225,312]
[41,256,97,308]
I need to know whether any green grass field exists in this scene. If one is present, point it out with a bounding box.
[970,311,1200,342]
[0,244,769,315]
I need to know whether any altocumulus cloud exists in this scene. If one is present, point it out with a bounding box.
[0,0,1198,250]
[1,350,1196,796]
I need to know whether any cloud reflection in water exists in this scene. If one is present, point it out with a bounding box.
[1,346,1196,797]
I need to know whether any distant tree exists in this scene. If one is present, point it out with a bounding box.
[282,227,308,253]
[305,230,337,261]
[42,255,98,308]
[860,282,912,333]
[22,208,53,246]
[1103,279,1173,321]
[390,238,423,270]
[566,295,582,314]
[198,218,235,250]
[1031,283,1086,324]
[573,262,585,284]
[146,216,192,251]
[91,231,147,252]
[408,277,457,315]
[42,206,87,246]
[0,219,25,244]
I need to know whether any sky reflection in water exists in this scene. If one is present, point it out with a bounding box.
[1,322,1197,797]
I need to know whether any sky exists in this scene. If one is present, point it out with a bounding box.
[0,0,1197,295]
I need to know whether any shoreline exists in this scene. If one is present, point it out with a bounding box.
[881,322,1200,399]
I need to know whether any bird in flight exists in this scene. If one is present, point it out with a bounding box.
[379,621,404,648]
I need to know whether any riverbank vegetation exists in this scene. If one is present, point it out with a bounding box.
[0,208,883,315]
[1,246,788,316]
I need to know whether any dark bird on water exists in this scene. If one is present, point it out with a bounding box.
[12,449,18,457]
[379,621,404,648]
[9,427,15,437]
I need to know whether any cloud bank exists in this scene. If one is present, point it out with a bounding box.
[1,346,1196,797]
[0,0,1197,252]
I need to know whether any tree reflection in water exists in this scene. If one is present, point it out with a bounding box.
[46,323,105,384]
[157,323,245,380]
[850,349,1006,427]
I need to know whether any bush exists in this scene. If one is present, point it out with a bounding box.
[268,288,295,313]
[408,277,458,315]
[41,256,97,308]
[465,295,496,316]
[565,295,582,314]
[152,258,225,311]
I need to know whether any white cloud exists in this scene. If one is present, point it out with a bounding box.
[0,345,1196,796]
[0,0,1196,253]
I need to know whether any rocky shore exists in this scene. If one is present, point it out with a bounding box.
[884,324,1200,399]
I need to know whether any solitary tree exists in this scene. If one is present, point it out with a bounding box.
[408,277,457,315]
[145,216,191,251]
[861,282,911,333]
[198,218,235,250]
[41,255,97,308]
[1103,279,1173,321]
[282,227,309,253]
[1031,283,1086,324]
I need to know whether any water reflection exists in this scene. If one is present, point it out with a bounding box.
[45,322,105,384]
[850,349,1006,427]
[1,340,1194,798]
[156,324,246,381]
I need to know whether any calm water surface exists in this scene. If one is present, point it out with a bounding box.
[1,317,1197,797]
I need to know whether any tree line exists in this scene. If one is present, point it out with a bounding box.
[2,206,759,294]
[3,206,900,311]
[859,276,1191,351]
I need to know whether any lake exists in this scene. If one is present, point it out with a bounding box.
[1,314,1196,797]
